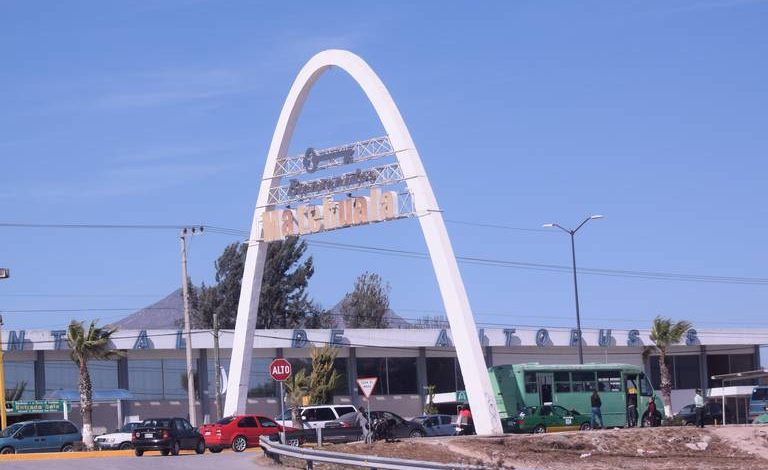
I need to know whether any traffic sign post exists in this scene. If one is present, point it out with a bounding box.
[356,377,378,429]
[270,358,292,444]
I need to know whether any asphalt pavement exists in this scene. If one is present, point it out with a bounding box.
[0,450,275,470]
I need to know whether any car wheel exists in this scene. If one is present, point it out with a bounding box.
[195,439,205,454]
[170,440,181,456]
[161,449,170,456]
[533,424,546,434]
[210,447,223,453]
[684,421,695,427]
[134,449,144,457]
[232,435,247,452]
[119,442,132,450]
[579,423,591,431]
[60,444,74,452]
[409,430,424,438]
[0,446,15,455]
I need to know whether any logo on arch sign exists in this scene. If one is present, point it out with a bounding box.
[356,377,378,398]
[269,358,292,381]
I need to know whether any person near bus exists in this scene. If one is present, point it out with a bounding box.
[694,388,706,428]
[641,399,661,427]
[627,387,638,427]
[590,390,604,429]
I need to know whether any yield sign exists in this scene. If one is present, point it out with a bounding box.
[356,377,378,398]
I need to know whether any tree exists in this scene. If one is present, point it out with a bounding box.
[5,381,26,401]
[192,237,316,329]
[307,345,342,405]
[339,272,390,328]
[66,320,121,450]
[649,315,692,418]
[423,385,439,415]
[283,369,309,429]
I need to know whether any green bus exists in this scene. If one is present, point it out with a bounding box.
[489,363,664,429]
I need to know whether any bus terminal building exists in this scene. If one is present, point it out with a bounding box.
[2,326,763,433]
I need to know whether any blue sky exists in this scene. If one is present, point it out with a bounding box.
[1,0,767,345]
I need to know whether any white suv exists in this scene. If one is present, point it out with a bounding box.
[275,404,358,429]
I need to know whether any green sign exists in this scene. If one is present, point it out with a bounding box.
[9,400,68,414]
[456,390,467,402]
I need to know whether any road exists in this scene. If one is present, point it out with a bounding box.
[0,450,275,470]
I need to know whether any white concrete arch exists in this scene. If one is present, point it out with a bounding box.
[224,49,502,435]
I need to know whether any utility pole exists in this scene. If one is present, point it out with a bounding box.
[0,268,10,430]
[180,228,202,426]
[213,313,223,421]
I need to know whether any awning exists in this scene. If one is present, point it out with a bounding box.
[43,389,134,401]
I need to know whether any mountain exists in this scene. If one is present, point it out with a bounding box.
[112,289,184,329]
[113,290,412,330]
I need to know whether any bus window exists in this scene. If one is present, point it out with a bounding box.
[639,374,653,396]
[597,370,622,392]
[752,387,768,401]
[524,372,537,393]
[554,372,571,393]
[572,371,596,392]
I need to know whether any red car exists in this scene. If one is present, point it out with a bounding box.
[199,415,295,452]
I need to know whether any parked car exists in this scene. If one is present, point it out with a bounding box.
[326,411,427,439]
[0,420,81,454]
[199,415,298,452]
[509,405,591,434]
[274,404,358,429]
[131,417,205,456]
[411,414,455,436]
[672,403,731,426]
[94,422,142,450]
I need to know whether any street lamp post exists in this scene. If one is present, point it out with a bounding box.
[543,216,603,364]
[0,268,9,430]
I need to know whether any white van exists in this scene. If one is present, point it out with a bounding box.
[275,404,358,429]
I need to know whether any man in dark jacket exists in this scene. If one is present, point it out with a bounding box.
[590,390,603,429]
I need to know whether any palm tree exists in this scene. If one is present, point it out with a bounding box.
[649,316,692,418]
[66,320,121,450]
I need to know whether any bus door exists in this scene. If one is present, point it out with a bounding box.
[624,373,639,426]
[537,373,554,405]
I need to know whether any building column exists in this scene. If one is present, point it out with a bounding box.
[416,347,427,409]
[198,349,210,423]
[34,351,46,400]
[484,346,493,368]
[347,348,358,407]
[117,354,129,423]
[699,345,709,392]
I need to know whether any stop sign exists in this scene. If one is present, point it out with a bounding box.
[269,358,292,381]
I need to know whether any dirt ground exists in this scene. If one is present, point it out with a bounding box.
[262,425,768,470]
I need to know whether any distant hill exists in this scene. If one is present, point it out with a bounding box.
[112,289,184,329]
[113,290,412,329]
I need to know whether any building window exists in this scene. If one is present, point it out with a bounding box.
[426,358,456,394]
[249,358,276,397]
[387,357,417,394]
[128,360,163,399]
[674,355,701,390]
[46,360,117,394]
[4,361,35,400]
[333,358,348,395]
[162,360,196,399]
[357,357,386,395]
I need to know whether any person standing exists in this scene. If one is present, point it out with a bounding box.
[590,390,604,429]
[694,389,705,428]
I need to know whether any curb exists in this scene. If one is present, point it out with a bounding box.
[0,447,262,462]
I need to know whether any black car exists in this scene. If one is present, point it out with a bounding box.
[132,417,205,456]
[672,403,731,426]
[326,411,427,439]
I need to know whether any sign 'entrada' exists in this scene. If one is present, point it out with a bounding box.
[262,186,399,242]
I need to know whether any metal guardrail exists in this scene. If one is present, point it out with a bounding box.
[260,434,486,470]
